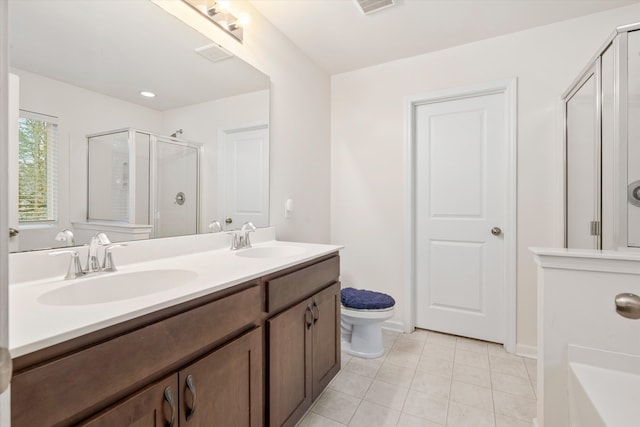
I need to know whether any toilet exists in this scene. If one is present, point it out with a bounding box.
[340,287,395,359]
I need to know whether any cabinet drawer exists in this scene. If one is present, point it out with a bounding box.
[11,284,260,427]
[265,255,339,313]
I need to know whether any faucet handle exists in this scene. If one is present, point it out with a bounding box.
[49,250,85,280]
[208,220,222,233]
[102,243,127,272]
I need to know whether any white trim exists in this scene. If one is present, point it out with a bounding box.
[516,344,538,359]
[0,0,11,422]
[404,79,518,353]
[381,319,405,334]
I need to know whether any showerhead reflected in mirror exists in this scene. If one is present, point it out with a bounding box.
[8,0,270,252]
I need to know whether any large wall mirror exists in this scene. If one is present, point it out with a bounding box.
[8,0,270,253]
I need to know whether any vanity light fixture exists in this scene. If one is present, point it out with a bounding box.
[182,0,245,43]
[140,91,156,98]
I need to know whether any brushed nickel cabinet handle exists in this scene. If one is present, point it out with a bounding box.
[163,386,176,427]
[305,305,313,329]
[312,300,319,324]
[615,293,640,319]
[185,374,197,421]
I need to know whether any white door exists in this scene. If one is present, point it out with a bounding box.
[413,87,511,344]
[219,125,269,230]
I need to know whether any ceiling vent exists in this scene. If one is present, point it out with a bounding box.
[194,43,234,63]
[355,0,396,15]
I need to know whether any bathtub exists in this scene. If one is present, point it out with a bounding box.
[568,345,640,427]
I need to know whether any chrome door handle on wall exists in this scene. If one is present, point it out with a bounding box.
[628,180,640,207]
[491,227,502,236]
[615,293,640,319]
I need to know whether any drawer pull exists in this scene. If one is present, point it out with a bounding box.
[312,300,319,324]
[163,386,176,427]
[305,305,313,329]
[185,374,197,421]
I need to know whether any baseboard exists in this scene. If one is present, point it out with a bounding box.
[516,343,537,359]
[532,417,539,427]
[382,319,404,333]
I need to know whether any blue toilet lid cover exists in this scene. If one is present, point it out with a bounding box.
[341,287,396,310]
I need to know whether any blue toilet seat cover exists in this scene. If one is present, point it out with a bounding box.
[341,287,396,310]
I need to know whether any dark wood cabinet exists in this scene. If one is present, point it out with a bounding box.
[80,328,262,427]
[11,253,340,427]
[266,259,341,427]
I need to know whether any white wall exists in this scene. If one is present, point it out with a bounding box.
[13,69,163,251]
[152,0,332,244]
[330,3,640,349]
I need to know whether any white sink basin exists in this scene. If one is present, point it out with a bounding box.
[38,269,198,306]
[235,246,306,259]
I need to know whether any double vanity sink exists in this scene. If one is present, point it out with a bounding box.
[10,233,342,427]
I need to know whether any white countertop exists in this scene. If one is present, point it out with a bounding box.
[10,239,342,358]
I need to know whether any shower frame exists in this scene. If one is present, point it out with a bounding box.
[86,127,203,238]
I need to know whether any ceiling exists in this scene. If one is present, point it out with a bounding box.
[250,0,640,75]
[9,0,269,111]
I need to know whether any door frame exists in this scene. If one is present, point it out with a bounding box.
[403,79,517,353]
[1,0,11,423]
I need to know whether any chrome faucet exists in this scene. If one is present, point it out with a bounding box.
[102,243,127,272]
[54,229,75,246]
[208,220,222,233]
[85,232,111,273]
[49,249,85,280]
[230,221,256,250]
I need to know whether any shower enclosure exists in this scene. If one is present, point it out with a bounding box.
[87,128,201,239]
[564,23,640,250]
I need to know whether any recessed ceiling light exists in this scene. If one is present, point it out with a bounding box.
[140,91,156,98]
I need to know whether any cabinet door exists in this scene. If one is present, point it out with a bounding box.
[311,282,341,400]
[178,327,262,427]
[79,375,178,427]
[268,298,313,427]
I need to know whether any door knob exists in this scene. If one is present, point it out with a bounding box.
[9,228,19,237]
[491,227,502,236]
[225,218,233,225]
[615,293,640,319]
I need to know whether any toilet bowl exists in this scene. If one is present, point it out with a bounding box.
[340,287,395,359]
[341,306,395,358]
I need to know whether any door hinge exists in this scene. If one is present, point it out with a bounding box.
[0,347,12,393]
[590,221,601,237]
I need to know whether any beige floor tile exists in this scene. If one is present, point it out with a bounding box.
[495,414,535,427]
[452,363,491,388]
[403,329,429,342]
[427,332,457,348]
[410,371,451,402]
[397,412,444,427]
[344,356,383,378]
[455,349,490,370]
[393,336,426,353]
[456,337,489,354]
[386,347,421,369]
[493,390,537,421]
[341,352,353,369]
[403,389,449,425]
[349,400,400,427]
[423,342,456,360]
[329,370,374,399]
[491,371,535,399]
[363,380,409,411]
[417,354,454,377]
[487,343,523,361]
[446,402,495,427]
[489,355,528,378]
[296,412,347,427]
[449,380,493,411]
[375,361,416,388]
[311,389,361,424]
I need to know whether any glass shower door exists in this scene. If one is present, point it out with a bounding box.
[154,139,199,238]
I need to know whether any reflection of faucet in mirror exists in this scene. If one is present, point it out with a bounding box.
[208,220,222,233]
[54,229,75,247]
[85,232,111,273]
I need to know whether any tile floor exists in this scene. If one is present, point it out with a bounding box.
[296,329,537,427]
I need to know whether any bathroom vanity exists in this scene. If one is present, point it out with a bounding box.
[9,235,341,427]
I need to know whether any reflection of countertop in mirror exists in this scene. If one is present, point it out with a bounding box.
[9,228,342,357]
